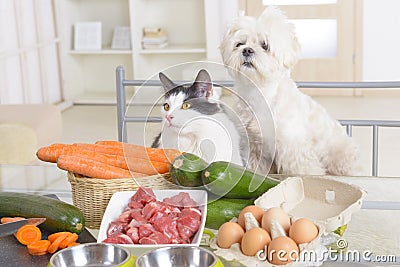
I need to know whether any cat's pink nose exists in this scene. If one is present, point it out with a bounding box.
[166,115,174,122]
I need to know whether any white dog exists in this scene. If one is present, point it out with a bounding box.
[220,6,359,176]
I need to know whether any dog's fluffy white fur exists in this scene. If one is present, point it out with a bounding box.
[220,6,359,175]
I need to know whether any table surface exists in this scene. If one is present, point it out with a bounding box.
[1,164,399,266]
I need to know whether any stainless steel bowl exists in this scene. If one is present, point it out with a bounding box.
[135,246,220,267]
[48,243,133,267]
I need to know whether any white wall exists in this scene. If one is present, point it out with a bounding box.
[204,0,239,61]
[363,0,400,81]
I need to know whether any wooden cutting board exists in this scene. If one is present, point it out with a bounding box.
[0,194,96,267]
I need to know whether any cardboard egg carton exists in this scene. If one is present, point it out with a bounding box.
[255,176,366,233]
[211,176,366,266]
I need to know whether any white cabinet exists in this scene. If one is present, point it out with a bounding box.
[61,0,237,104]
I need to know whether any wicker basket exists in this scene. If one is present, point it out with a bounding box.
[67,172,179,229]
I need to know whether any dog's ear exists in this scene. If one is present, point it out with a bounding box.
[259,6,300,69]
[284,35,301,69]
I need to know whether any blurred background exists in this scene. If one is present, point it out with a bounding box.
[0,0,399,176]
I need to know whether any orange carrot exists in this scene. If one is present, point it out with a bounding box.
[95,141,182,163]
[48,232,70,243]
[125,157,170,175]
[57,154,146,179]
[36,143,72,163]
[61,148,128,170]
[95,140,123,147]
[103,154,129,170]
[127,146,181,164]
[48,232,69,254]
[16,225,42,245]
[73,143,125,156]
[1,217,26,224]
[63,147,169,175]
[27,240,51,256]
[59,233,79,249]
[62,145,170,174]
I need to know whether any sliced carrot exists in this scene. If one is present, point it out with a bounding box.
[36,143,72,163]
[67,242,80,247]
[59,233,79,249]
[48,232,69,254]
[15,225,42,245]
[57,154,146,179]
[1,217,26,224]
[27,240,51,256]
[48,232,70,243]
[29,251,48,256]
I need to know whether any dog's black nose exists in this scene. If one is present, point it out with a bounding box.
[242,47,254,57]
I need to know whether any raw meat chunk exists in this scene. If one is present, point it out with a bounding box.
[107,221,127,238]
[103,233,134,244]
[131,187,156,204]
[139,231,170,244]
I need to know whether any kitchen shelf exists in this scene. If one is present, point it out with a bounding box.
[139,44,206,55]
[69,48,132,55]
[62,0,225,103]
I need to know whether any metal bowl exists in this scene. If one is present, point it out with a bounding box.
[135,246,223,267]
[48,243,134,267]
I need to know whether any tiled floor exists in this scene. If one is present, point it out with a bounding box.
[61,94,400,177]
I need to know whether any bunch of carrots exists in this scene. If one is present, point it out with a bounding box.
[1,217,79,256]
[36,140,182,179]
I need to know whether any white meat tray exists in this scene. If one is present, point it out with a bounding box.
[98,189,207,257]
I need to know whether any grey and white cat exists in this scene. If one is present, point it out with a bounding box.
[151,69,245,165]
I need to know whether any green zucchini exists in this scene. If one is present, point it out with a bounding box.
[170,153,209,187]
[206,197,254,230]
[0,192,85,234]
[202,161,279,199]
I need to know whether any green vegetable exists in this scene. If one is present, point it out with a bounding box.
[0,192,85,234]
[202,161,279,199]
[170,153,209,187]
[334,224,347,236]
[206,197,254,229]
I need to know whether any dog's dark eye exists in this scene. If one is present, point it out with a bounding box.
[235,42,244,48]
[261,41,270,52]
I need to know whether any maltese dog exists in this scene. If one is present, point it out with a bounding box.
[220,6,359,176]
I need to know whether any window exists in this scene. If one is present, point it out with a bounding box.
[0,0,64,104]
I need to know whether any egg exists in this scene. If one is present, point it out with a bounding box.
[261,207,291,234]
[289,218,319,244]
[267,236,299,265]
[237,205,264,229]
[217,222,245,249]
[241,227,271,256]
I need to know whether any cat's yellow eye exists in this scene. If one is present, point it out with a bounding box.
[181,102,191,110]
[163,103,170,111]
